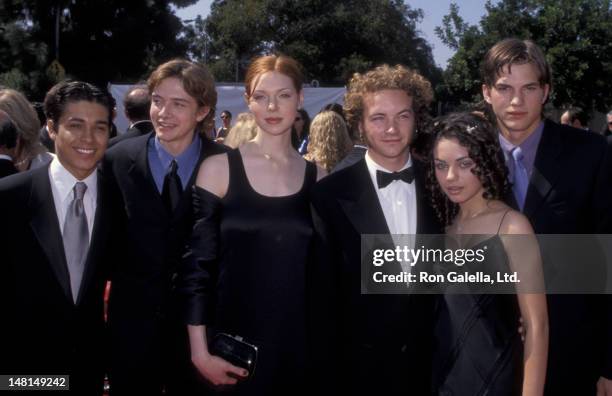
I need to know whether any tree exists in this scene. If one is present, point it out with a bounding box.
[0,0,197,100]
[193,0,441,86]
[436,0,612,113]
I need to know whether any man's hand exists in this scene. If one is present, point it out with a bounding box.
[192,352,249,386]
[597,376,612,396]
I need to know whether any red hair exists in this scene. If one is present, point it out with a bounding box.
[244,55,304,96]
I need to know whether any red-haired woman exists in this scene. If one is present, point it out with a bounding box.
[179,54,325,394]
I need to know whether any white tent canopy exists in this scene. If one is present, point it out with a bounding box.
[109,83,346,134]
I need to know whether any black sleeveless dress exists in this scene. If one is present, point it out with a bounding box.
[182,148,317,395]
[433,234,523,396]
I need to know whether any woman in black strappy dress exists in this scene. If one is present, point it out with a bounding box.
[178,55,324,395]
[426,112,548,396]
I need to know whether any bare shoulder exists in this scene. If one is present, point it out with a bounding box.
[195,152,230,198]
[316,165,328,181]
[499,210,534,235]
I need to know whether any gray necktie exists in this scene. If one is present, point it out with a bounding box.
[63,181,89,303]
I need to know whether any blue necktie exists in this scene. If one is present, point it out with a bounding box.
[511,147,529,211]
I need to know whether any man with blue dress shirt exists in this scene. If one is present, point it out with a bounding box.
[103,59,227,396]
[482,38,612,395]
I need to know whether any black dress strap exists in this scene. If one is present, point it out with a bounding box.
[497,209,512,234]
[226,148,249,195]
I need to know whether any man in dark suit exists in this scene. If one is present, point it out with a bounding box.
[104,59,227,395]
[0,110,18,178]
[0,80,115,395]
[309,65,441,395]
[481,38,612,395]
[108,84,153,148]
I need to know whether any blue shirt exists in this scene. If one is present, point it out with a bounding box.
[498,121,544,181]
[147,134,202,193]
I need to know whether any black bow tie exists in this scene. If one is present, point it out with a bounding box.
[376,167,414,189]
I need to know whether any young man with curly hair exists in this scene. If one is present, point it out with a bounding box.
[308,64,441,395]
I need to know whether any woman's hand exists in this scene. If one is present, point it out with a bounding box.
[192,351,249,386]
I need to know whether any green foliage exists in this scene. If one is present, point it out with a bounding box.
[437,0,612,113]
[193,0,441,86]
[0,0,197,100]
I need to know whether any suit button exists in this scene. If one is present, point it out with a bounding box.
[400,344,408,353]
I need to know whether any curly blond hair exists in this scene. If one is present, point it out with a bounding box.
[223,112,257,148]
[343,64,433,139]
[304,111,352,172]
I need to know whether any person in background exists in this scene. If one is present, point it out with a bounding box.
[108,84,153,147]
[304,110,352,172]
[603,110,612,137]
[0,88,52,171]
[292,108,310,154]
[223,112,257,148]
[216,109,232,141]
[0,110,19,178]
[559,107,588,130]
[322,102,346,123]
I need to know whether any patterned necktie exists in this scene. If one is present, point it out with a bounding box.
[376,167,415,189]
[511,147,530,211]
[63,181,89,303]
[162,160,182,213]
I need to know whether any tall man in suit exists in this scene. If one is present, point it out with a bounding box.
[108,84,153,147]
[481,38,612,395]
[104,59,227,396]
[0,110,19,178]
[0,80,115,395]
[309,65,441,395]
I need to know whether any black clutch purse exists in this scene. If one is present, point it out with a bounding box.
[210,333,258,378]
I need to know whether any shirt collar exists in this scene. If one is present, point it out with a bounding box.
[49,156,98,202]
[154,133,201,169]
[498,121,545,153]
[0,154,13,161]
[365,150,412,189]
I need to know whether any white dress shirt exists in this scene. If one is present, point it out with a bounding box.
[365,152,417,275]
[49,157,97,242]
[365,151,417,235]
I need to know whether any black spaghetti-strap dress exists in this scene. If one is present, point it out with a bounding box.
[180,148,317,395]
[433,212,523,396]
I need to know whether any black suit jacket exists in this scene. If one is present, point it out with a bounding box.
[108,120,153,148]
[0,165,114,395]
[103,133,228,394]
[0,158,17,178]
[506,120,612,394]
[309,158,441,395]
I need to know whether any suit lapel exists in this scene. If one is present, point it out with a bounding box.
[127,135,167,217]
[523,121,563,217]
[338,160,390,235]
[28,167,72,302]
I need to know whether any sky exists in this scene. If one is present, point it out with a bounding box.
[175,0,492,68]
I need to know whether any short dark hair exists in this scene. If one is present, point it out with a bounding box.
[0,110,18,149]
[481,38,552,89]
[563,107,588,126]
[44,80,115,126]
[220,110,232,119]
[123,84,150,122]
